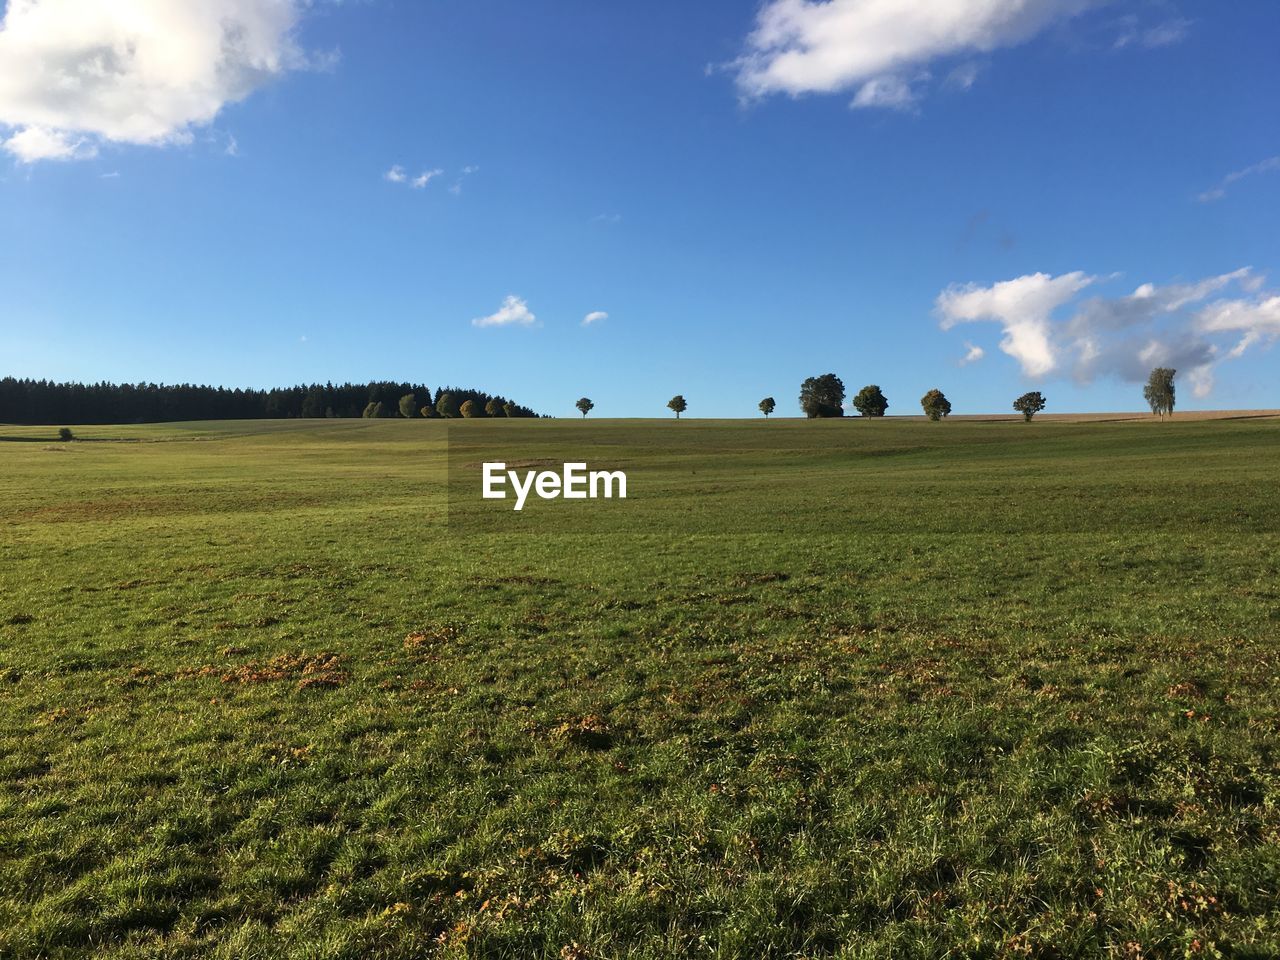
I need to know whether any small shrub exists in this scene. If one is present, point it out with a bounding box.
[58,427,74,442]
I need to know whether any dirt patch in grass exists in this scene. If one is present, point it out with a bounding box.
[404,624,465,651]
[176,651,348,690]
[548,715,613,750]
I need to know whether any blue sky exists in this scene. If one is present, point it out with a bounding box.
[1,0,1277,417]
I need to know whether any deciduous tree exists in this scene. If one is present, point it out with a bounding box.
[799,374,845,418]
[759,397,775,417]
[920,389,951,421]
[853,384,889,418]
[576,397,594,418]
[668,395,687,419]
[1013,391,1046,421]
[1143,367,1176,420]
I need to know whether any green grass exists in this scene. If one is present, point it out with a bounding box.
[1,417,1278,959]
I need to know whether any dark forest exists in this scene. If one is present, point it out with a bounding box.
[0,378,540,424]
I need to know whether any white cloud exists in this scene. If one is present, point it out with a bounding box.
[1197,155,1280,203]
[944,61,983,91]
[937,271,1095,376]
[1196,296,1280,357]
[386,165,470,192]
[960,341,985,365]
[2,125,95,162]
[850,74,922,111]
[1114,16,1191,49]
[1186,364,1215,399]
[1141,18,1191,47]
[472,295,537,329]
[449,164,479,194]
[1067,268,1255,334]
[582,311,608,326]
[0,0,319,163]
[412,168,443,189]
[734,0,1099,104]
[938,268,1277,398]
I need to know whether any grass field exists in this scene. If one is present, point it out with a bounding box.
[2,417,1279,959]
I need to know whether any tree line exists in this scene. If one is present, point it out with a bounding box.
[569,368,1178,422]
[791,368,1173,421]
[0,377,540,424]
[4,366,1181,425]
[794,373,988,420]
[570,381,1039,420]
